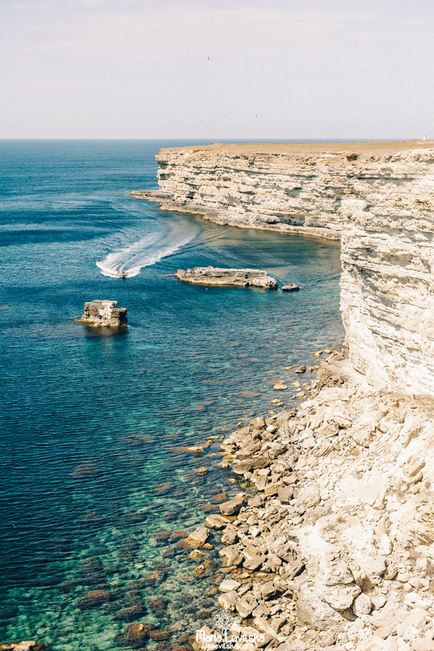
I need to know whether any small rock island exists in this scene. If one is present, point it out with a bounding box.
[175,266,278,289]
[76,300,128,327]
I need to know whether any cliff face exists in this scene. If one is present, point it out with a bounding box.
[132,141,434,395]
[340,187,434,395]
[143,141,434,244]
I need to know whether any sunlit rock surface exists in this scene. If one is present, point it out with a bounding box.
[76,300,128,327]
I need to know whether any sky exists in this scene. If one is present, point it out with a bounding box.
[1,0,434,140]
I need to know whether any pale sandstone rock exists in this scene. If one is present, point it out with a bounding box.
[353,592,372,616]
[294,484,320,513]
[219,579,240,592]
[296,581,345,630]
[218,590,238,611]
[175,266,278,289]
[205,514,230,529]
[219,494,245,516]
[186,527,209,545]
[219,545,243,567]
[76,300,127,327]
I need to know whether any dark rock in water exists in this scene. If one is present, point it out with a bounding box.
[169,530,189,541]
[197,609,215,620]
[115,622,153,648]
[154,643,171,651]
[58,579,82,593]
[192,559,216,577]
[149,631,172,641]
[81,511,104,525]
[148,598,169,613]
[142,569,166,585]
[78,556,106,586]
[113,604,147,622]
[0,605,19,620]
[172,645,193,651]
[76,589,111,610]
[123,512,147,524]
[153,482,175,495]
[155,529,172,543]
[71,461,99,478]
[76,300,128,327]
[175,266,278,289]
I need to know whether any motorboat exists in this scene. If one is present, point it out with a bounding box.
[116,270,127,278]
[282,283,300,292]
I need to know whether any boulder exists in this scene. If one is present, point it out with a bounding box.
[76,589,110,610]
[296,581,345,630]
[219,579,241,592]
[294,484,320,513]
[219,545,243,566]
[205,514,230,529]
[278,485,294,503]
[175,266,278,289]
[113,604,147,621]
[177,527,209,549]
[242,545,267,570]
[218,590,238,611]
[115,622,152,648]
[76,300,127,327]
[219,494,245,516]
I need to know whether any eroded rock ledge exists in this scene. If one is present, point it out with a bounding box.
[76,300,128,327]
[175,267,278,289]
[196,355,434,651]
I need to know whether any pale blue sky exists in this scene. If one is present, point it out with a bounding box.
[1,0,433,139]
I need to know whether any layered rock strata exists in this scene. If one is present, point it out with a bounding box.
[131,141,434,242]
[340,194,434,396]
[197,353,434,651]
[175,266,278,289]
[76,300,128,327]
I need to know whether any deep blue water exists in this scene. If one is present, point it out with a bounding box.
[0,140,343,650]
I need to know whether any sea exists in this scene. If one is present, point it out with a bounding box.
[0,139,344,650]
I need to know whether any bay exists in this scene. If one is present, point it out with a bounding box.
[0,140,343,649]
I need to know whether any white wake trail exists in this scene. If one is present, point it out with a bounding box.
[96,221,198,278]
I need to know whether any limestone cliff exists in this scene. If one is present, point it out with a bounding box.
[132,140,434,396]
[132,140,434,242]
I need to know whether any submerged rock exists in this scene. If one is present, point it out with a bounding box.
[76,589,110,610]
[76,300,127,327]
[115,622,153,648]
[175,266,278,289]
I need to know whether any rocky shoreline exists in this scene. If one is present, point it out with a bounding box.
[6,352,434,650]
[192,350,434,651]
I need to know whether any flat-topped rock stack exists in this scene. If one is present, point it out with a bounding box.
[76,300,128,327]
[175,266,278,289]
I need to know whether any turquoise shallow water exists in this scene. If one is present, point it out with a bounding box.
[0,140,343,650]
